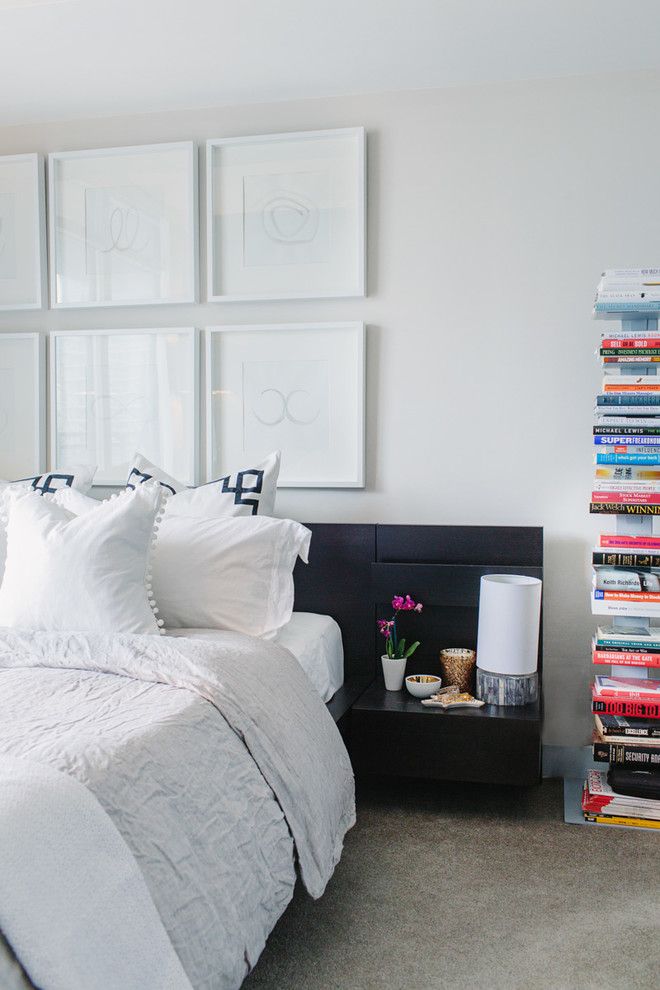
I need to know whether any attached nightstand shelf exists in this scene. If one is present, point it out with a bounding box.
[351,678,542,786]
[296,523,544,787]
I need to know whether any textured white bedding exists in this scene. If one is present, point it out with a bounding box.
[167,612,344,702]
[0,629,355,990]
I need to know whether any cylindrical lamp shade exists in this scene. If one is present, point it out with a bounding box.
[476,574,542,676]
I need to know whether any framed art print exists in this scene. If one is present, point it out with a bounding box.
[51,328,198,486]
[0,154,46,310]
[0,332,44,478]
[49,142,197,308]
[206,322,365,487]
[206,128,365,301]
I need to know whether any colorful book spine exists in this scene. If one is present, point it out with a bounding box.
[593,550,660,566]
[590,503,660,515]
[601,338,660,348]
[593,437,660,446]
[593,740,660,767]
[596,713,660,737]
[595,408,660,416]
[592,697,660,719]
[595,301,660,313]
[594,423,660,433]
[591,493,660,505]
[597,394,660,405]
[593,650,660,668]
[600,534,660,549]
[593,676,660,702]
[603,382,660,394]
[594,589,660,604]
[595,466,660,479]
[583,813,660,829]
[595,454,660,465]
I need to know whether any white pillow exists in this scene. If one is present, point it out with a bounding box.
[0,466,98,584]
[0,484,163,634]
[125,452,280,517]
[151,515,311,636]
[2,465,97,496]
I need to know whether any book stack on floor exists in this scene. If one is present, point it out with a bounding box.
[587,272,660,829]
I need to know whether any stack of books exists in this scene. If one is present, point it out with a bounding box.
[591,336,660,516]
[594,268,660,316]
[582,769,660,828]
[587,280,660,829]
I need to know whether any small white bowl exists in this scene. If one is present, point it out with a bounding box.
[405,674,442,699]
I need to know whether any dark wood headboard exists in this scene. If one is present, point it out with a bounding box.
[294,523,543,688]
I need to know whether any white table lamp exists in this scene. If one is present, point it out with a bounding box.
[476,574,542,705]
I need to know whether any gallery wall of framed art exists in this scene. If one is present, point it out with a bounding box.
[50,328,198,486]
[206,128,366,301]
[0,126,368,492]
[48,142,198,308]
[0,154,46,311]
[0,332,44,479]
[206,323,365,488]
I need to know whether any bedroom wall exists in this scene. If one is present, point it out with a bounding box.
[2,69,660,743]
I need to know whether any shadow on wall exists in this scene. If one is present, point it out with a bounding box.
[542,532,594,747]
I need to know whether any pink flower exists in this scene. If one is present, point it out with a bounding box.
[377,619,394,637]
[391,596,405,610]
[414,603,423,612]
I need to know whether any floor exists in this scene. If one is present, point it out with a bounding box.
[246,777,660,990]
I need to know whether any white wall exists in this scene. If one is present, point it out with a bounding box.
[2,70,659,742]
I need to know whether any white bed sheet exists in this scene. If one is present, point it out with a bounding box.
[166,612,344,702]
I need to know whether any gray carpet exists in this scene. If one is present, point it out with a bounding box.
[246,778,660,990]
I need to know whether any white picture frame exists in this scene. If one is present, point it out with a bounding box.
[206,128,366,301]
[206,322,365,488]
[0,332,45,478]
[48,142,198,308]
[0,154,46,310]
[50,327,198,486]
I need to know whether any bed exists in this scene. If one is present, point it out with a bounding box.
[0,620,353,990]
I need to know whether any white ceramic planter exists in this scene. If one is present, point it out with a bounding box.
[381,655,407,691]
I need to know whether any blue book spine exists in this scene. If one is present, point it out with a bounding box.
[597,394,660,405]
[594,436,660,445]
[596,452,660,464]
[595,301,660,312]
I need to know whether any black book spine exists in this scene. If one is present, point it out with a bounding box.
[593,741,660,767]
[594,426,660,436]
[590,503,660,515]
[593,551,660,567]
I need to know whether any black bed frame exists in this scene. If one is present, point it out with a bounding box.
[293,523,543,782]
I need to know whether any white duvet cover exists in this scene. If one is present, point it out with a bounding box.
[167,612,344,702]
[0,628,355,990]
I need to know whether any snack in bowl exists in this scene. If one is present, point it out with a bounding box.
[404,674,441,699]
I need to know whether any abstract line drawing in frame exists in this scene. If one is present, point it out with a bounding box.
[49,142,198,308]
[206,322,365,487]
[0,154,46,310]
[206,128,366,301]
[51,328,198,486]
[0,332,45,478]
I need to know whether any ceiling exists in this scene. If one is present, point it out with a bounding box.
[2,0,660,127]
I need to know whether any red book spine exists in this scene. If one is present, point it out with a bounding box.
[603,383,660,393]
[581,784,611,815]
[602,338,660,348]
[595,685,660,703]
[600,534,660,549]
[593,651,660,667]
[592,492,660,504]
[592,696,660,719]
[595,590,660,603]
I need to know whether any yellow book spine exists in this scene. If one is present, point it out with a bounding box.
[585,814,660,829]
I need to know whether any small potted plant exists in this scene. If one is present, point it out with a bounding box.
[377,594,423,691]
